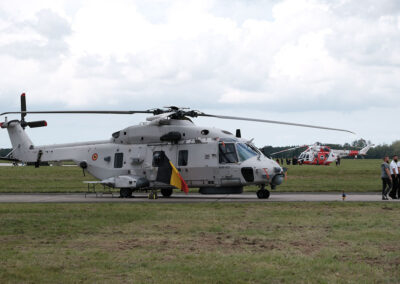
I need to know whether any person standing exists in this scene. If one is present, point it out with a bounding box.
[389,155,399,199]
[381,156,392,200]
[398,157,400,192]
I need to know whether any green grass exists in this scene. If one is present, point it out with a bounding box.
[0,202,399,283]
[0,159,382,193]
[0,165,94,193]
[249,158,381,193]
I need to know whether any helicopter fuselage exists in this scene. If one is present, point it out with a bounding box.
[3,118,284,195]
[298,145,370,165]
[1,93,356,199]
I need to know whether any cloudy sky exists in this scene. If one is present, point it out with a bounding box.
[0,0,399,148]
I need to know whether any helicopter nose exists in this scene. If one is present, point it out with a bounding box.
[257,159,286,185]
[255,165,282,181]
[271,174,284,186]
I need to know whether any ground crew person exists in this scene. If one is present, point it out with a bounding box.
[389,155,399,199]
[398,157,400,191]
[381,156,392,200]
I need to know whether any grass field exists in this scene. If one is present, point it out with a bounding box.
[0,202,399,283]
[0,165,91,193]
[0,159,381,193]
[268,158,381,192]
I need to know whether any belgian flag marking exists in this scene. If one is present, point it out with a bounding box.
[156,152,189,193]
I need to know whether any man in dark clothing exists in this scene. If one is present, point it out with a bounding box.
[381,156,392,200]
[389,155,399,199]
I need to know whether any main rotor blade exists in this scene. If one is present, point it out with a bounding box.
[198,113,355,134]
[270,145,308,156]
[0,110,153,116]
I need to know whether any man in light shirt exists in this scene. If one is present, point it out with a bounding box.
[389,155,399,199]
[381,156,392,200]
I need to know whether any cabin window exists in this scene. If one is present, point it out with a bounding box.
[219,143,238,163]
[178,150,188,166]
[114,153,124,168]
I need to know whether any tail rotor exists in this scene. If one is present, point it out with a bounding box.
[20,93,27,129]
[19,93,47,130]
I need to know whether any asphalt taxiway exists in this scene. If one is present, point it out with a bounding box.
[0,192,394,203]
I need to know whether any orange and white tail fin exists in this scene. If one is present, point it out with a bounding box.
[359,144,374,155]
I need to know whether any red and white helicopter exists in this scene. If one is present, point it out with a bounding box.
[271,142,373,165]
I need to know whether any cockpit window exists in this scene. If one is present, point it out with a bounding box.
[237,143,258,161]
[219,143,238,163]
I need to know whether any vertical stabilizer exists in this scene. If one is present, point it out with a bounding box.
[3,120,35,161]
[359,144,373,155]
[7,121,34,149]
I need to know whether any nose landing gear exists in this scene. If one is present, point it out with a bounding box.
[256,185,270,199]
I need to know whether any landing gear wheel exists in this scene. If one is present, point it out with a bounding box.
[161,188,173,197]
[120,188,133,198]
[256,189,270,199]
[148,191,158,199]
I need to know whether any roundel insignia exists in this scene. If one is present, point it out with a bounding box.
[92,153,98,161]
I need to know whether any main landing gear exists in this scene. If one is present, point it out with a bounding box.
[160,188,173,197]
[148,188,173,199]
[119,188,173,199]
[120,188,133,198]
[150,188,173,199]
[256,185,270,199]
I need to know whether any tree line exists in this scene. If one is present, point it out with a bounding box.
[0,148,11,157]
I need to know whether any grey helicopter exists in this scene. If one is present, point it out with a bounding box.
[0,93,354,199]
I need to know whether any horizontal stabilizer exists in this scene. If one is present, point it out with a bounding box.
[25,120,47,128]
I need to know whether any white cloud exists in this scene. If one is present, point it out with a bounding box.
[0,0,399,147]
